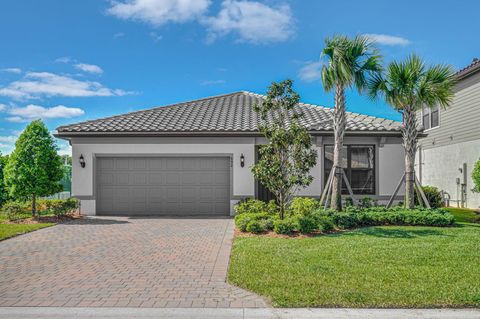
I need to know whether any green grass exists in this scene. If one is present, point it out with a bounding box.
[0,223,53,241]
[228,212,480,307]
[446,207,480,223]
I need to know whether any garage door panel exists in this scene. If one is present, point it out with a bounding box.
[96,156,230,216]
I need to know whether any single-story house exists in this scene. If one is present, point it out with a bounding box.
[55,91,405,216]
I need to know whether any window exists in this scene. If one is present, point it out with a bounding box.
[422,106,439,129]
[324,145,375,195]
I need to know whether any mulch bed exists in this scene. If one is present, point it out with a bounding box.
[4,212,83,224]
[234,227,340,239]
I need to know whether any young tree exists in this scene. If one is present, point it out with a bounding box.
[321,35,382,211]
[369,55,455,208]
[472,159,480,193]
[251,80,317,219]
[4,120,63,216]
[0,152,8,206]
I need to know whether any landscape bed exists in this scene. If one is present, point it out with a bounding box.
[228,200,480,308]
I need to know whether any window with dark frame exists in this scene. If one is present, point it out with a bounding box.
[324,145,375,195]
[422,106,439,129]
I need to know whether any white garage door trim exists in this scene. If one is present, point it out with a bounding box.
[94,154,232,216]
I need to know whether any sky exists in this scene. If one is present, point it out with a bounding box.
[0,0,479,155]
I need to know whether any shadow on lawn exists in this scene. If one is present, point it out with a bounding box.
[338,227,452,239]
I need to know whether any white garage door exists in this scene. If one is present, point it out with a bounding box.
[96,156,230,216]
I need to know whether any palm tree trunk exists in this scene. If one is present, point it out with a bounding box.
[330,84,346,211]
[402,106,418,209]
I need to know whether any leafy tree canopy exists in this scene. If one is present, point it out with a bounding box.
[251,80,317,219]
[4,120,63,214]
[473,159,480,193]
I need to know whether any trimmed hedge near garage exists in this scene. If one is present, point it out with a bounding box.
[234,198,455,236]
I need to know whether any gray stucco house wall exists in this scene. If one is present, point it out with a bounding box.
[417,59,480,208]
[56,91,405,216]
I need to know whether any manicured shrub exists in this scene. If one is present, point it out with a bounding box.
[290,197,319,216]
[1,201,27,221]
[261,218,275,231]
[234,199,278,216]
[298,215,317,233]
[317,215,335,232]
[44,198,79,216]
[234,212,272,232]
[246,220,265,233]
[358,197,376,208]
[415,185,444,208]
[274,217,298,235]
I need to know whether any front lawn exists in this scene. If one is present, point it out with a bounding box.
[228,211,480,307]
[0,223,53,241]
[447,207,480,223]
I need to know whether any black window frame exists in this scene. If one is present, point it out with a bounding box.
[422,106,439,129]
[324,144,376,195]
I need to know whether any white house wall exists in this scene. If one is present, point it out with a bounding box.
[418,139,480,209]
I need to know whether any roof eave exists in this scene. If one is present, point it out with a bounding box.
[54,130,403,139]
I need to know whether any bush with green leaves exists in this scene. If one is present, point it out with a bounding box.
[273,217,298,235]
[246,220,265,233]
[44,198,79,216]
[234,212,273,232]
[290,197,319,216]
[415,185,444,208]
[234,199,277,215]
[358,197,376,208]
[1,201,28,221]
[473,159,480,193]
[297,215,317,233]
[316,215,335,232]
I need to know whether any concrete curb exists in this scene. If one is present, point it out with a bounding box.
[0,307,479,319]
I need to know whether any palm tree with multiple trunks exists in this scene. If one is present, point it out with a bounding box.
[369,55,455,209]
[321,35,382,211]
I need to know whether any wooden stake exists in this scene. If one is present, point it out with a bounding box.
[386,173,405,208]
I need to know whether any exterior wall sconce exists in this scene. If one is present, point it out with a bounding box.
[240,154,245,168]
[79,154,86,168]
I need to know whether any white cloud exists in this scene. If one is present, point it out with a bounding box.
[0,103,6,111]
[113,32,125,38]
[364,33,410,46]
[6,104,85,122]
[74,63,104,74]
[298,61,322,82]
[204,0,294,44]
[0,135,17,143]
[107,0,211,26]
[0,72,132,100]
[55,56,72,63]
[201,79,226,85]
[1,68,22,74]
[57,142,72,156]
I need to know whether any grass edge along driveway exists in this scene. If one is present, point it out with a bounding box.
[0,223,54,241]
[228,215,480,308]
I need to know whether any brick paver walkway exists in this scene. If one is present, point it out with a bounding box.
[0,217,267,308]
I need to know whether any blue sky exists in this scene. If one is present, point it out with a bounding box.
[0,0,479,154]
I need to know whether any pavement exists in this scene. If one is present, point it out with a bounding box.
[0,216,266,308]
[0,307,478,319]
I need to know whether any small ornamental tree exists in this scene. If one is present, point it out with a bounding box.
[251,80,317,219]
[473,159,480,193]
[0,152,8,206]
[4,120,63,216]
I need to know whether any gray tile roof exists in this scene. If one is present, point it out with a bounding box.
[56,91,401,135]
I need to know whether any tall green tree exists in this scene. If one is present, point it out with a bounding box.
[252,80,317,219]
[4,120,63,216]
[321,35,382,211]
[369,55,455,208]
[471,159,480,193]
[0,152,8,206]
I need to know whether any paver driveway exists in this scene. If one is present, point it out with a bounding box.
[0,217,266,308]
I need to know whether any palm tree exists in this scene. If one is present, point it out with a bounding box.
[369,55,455,208]
[321,35,382,211]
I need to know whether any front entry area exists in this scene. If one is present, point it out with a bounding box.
[96,156,231,216]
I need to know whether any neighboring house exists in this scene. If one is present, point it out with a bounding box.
[417,59,480,209]
[55,91,404,216]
